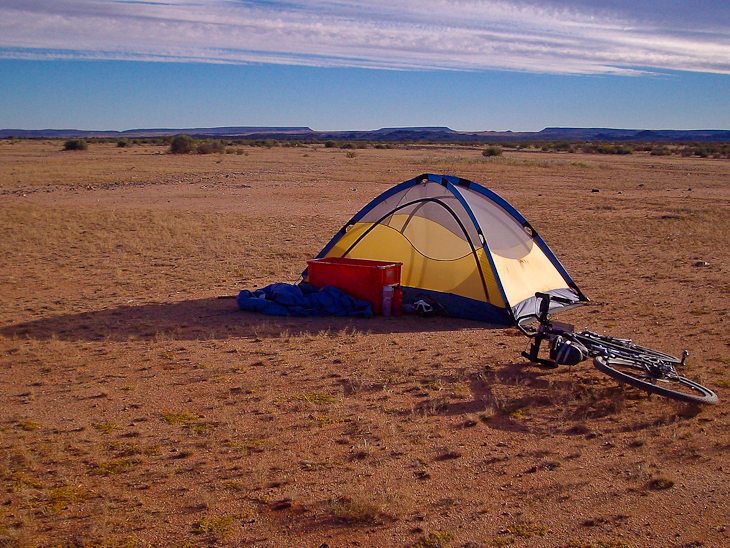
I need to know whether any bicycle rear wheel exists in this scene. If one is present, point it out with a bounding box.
[593,356,718,405]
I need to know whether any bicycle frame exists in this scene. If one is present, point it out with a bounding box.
[519,293,688,375]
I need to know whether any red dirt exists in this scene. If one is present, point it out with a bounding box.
[1,141,728,547]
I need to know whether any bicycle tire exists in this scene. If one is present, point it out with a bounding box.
[593,356,718,405]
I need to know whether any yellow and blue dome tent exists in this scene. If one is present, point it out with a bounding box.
[308,174,587,325]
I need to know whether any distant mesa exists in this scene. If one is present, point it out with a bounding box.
[1,126,728,142]
[0,126,313,139]
[372,126,456,134]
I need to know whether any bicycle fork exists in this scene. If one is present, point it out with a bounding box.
[521,330,558,368]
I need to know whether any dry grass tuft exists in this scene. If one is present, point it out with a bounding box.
[92,421,119,435]
[35,484,90,513]
[506,521,549,538]
[302,392,336,405]
[331,495,396,525]
[194,514,236,539]
[411,530,454,548]
[93,458,140,476]
[563,541,629,548]
[161,411,210,434]
[12,472,43,492]
[16,420,40,431]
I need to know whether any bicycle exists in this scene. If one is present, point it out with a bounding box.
[517,292,718,405]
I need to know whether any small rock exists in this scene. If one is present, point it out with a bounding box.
[271,499,293,511]
[693,261,710,267]
[591,188,600,192]
[435,450,462,461]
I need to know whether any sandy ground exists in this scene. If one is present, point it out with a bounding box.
[1,141,729,547]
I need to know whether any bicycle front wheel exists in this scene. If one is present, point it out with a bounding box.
[593,356,718,405]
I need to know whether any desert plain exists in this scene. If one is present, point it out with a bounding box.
[0,140,729,547]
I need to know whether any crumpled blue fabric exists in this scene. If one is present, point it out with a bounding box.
[237,283,373,318]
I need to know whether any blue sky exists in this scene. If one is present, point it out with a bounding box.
[1,0,729,131]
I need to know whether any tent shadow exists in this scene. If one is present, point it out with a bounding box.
[1,297,503,343]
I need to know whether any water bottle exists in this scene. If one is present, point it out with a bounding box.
[381,285,394,316]
[392,285,403,316]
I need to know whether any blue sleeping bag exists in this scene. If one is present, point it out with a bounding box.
[236,283,373,318]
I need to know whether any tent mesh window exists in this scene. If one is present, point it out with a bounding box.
[351,182,481,261]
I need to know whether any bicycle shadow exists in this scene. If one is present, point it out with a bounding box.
[0,297,499,342]
[426,361,704,435]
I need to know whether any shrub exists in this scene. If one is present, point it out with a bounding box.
[250,139,277,148]
[324,140,336,148]
[593,143,633,155]
[169,134,195,154]
[63,139,88,151]
[581,143,597,153]
[482,146,502,157]
[196,139,225,154]
[116,138,130,148]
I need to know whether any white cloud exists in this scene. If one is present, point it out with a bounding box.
[0,0,728,74]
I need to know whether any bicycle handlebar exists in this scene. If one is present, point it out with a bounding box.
[534,292,574,306]
[517,292,574,337]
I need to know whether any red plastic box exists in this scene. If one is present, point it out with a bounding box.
[306,257,402,315]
